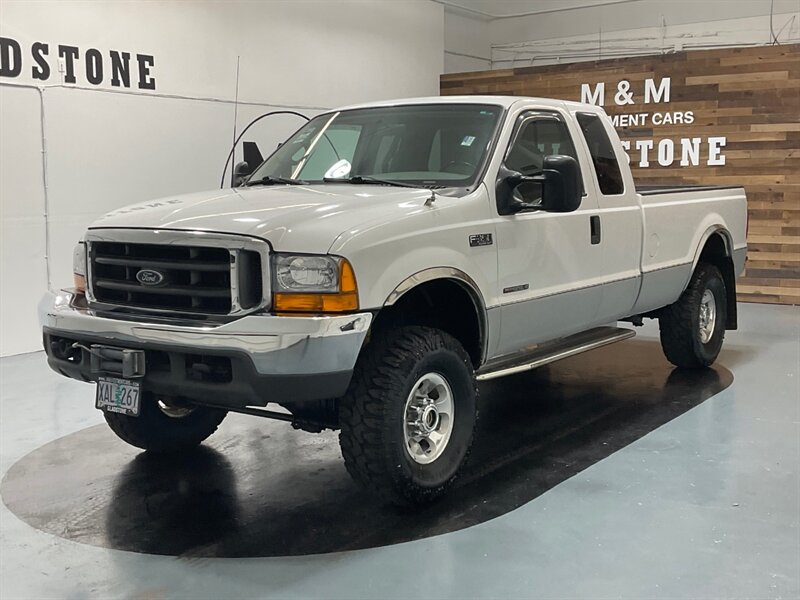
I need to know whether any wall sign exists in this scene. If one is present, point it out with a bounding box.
[580,77,727,168]
[0,36,156,89]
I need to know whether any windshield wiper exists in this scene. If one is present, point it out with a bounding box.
[245,175,306,186]
[322,175,424,189]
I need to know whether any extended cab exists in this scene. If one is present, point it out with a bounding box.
[40,96,747,505]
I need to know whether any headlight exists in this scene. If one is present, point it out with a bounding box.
[72,242,87,294]
[274,255,340,292]
[272,254,358,313]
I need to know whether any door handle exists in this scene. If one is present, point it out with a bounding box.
[590,215,601,245]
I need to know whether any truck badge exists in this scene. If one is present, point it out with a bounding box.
[469,233,493,247]
[136,269,165,286]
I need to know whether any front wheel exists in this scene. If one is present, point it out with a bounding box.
[658,262,727,368]
[339,326,478,506]
[103,393,227,453]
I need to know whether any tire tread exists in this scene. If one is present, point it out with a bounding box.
[659,262,726,369]
[104,398,226,453]
[339,325,477,506]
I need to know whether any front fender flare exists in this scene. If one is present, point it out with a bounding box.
[383,267,489,363]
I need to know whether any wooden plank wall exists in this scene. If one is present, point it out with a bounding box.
[441,44,800,305]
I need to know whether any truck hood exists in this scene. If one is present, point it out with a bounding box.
[90,184,435,253]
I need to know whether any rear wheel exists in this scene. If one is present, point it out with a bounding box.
[339,326,478,506]
[658,262,727,368]
[103,393,227,453]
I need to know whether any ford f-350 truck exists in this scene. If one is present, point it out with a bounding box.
[40,96,747,506]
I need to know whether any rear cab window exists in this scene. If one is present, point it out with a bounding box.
[576,113,624,195]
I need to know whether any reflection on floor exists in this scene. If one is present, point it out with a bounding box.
[1,340,731,557]
[0,303,798,599]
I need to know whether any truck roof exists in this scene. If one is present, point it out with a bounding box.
[336,95,599,113]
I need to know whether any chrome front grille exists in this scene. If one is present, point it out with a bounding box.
[86,230,269,318]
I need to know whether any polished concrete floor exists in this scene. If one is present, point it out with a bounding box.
[1,303,798,599]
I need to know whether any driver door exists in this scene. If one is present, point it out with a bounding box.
[493,111,604,356]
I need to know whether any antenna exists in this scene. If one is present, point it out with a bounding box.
[219,110,310,189]
[230,55,241,186]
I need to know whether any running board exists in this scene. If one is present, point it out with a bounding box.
[476,326,636,382]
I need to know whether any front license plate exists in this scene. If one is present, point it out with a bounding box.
[96,377,141,416]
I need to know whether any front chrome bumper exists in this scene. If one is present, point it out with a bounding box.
[39,290,372,376]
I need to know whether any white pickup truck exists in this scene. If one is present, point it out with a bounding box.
[40,96,747,505]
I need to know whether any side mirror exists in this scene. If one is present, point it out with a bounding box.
[496,155,582,215]
[232,161,252,187]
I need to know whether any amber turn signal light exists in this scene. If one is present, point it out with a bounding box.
[73,273,87,294]
[273,291,358,313]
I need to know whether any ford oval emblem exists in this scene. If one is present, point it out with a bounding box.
[136,269,165,286]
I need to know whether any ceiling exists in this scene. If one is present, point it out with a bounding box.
[436,0,642,19]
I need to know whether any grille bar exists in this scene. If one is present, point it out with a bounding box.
[94,256,230,272]
[94,279,231,298]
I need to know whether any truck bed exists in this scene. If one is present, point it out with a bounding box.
[629,184,748,317]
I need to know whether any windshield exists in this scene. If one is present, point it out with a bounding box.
[248,104,502,187]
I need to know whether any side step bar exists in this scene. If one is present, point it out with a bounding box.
[476,326,635,382]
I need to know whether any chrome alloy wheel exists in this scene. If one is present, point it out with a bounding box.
[403,372,455,465]
[698,288,717,344]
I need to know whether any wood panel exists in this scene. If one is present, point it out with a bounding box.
[441,44,800,305]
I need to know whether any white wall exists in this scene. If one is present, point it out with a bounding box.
[0,0,444,356]
[443,0,800,71]
[444,9,491,73]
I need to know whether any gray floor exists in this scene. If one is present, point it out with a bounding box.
[1,303,798,599]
